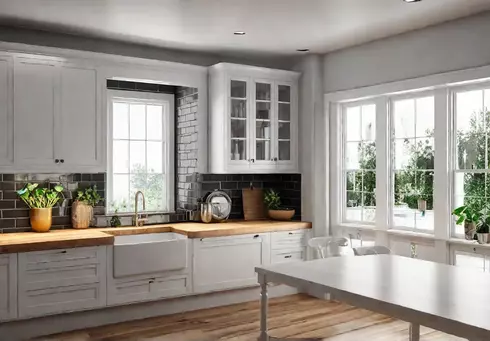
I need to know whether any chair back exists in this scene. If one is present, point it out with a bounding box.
[353,245,391,256]
[308,237,349,258]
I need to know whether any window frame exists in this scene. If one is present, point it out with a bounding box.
[106,89,175,215]
[388,90,436,234]
[340,99,378,226]
[450,81,490,237]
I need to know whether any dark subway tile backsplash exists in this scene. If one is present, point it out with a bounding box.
[199,173,301,220]
[0,173,105,233]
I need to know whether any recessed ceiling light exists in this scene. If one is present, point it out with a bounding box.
[296,49,309,52]
[403,0,422,2]
[234,31,246,36]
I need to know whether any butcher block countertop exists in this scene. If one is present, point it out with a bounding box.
[0,220,311,254]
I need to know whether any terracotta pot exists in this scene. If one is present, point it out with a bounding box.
[30,208,52,233]
[268,209,295,221]
[72,201,93,229]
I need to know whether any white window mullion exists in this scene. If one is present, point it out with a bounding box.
[375,97,390,246]
[434,88,450,240]
[330,103,342,231]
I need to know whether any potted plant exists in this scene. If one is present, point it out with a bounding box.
[72,186,102,229]
[476,215,490,244]
[452,205,481,241]
[17,183,64,233]
[263,189,295,221]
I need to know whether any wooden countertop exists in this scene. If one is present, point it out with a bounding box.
[0,220,311,254]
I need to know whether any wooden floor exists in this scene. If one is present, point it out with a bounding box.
[36,295,464,341]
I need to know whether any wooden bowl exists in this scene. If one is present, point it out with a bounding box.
[268,209,295,221]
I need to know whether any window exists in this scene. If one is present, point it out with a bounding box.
[343,103,376,224]
[453,87,490,235]
[391,96,435,231]
[108,91,174,214]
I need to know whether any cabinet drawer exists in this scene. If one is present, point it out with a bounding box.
[19,247,105,290]
[271,248,305,264]
[19,283,104,318]
[108,275,189,306]
[271,230,308,249]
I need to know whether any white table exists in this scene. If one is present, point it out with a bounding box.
[255,255,490,341]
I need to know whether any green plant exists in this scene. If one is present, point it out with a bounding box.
[75,186,102,207]
[452,205,482,224]
[264,189,281,210]
[17,183,64,209]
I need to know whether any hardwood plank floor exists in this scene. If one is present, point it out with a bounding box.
[35,295,465,341]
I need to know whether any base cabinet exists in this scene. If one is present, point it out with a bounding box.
[17,246,106,319]
[106,246,191,306]
[0,254,17,321]
[193,233,270,293]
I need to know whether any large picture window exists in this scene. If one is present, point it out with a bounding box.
[343,103,376,224]
[391,96,435,231]
[107,91,174,214]
[454,87,490,235]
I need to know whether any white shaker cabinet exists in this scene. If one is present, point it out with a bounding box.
[0,254,18,321]
[13,58,58,167]
[58,65,101,169]
[209,63,299,173]
[10,56,103,172]
[0,56,13,166]
[193,233,270,293]
[17,246,107,319]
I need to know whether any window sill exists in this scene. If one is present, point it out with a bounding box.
[335,223,376,231]
[448,238,490,249]
[386,229,442,241]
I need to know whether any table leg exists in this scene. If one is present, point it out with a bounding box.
[409,323,420,341]
[259,273,269,341]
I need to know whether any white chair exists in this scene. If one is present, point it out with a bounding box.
[353,245,391,256]
[308,237,350,259]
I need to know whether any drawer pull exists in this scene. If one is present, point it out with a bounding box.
[284,255,292,259]
[253,234,259,239]
[59,250,67,254]
[288,232,293,235]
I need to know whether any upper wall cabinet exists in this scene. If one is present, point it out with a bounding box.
[0,55,12,166]
[0,56,103,172]
[209,63,299,173]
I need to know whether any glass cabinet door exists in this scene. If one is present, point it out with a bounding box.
[230,80,247,161]
[255,82,272,161]
[277,84,291,161]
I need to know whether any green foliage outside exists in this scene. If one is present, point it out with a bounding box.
[111,164,164,212]
[348,108,490,214]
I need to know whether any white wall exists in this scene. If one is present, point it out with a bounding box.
[294,55,326,236]
[323,11,490,92]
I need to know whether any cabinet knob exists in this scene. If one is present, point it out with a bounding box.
[55,159,60,164]
[60,159,65,163]
[253,234,259,239]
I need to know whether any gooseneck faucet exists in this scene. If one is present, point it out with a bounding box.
[134,191,148,226]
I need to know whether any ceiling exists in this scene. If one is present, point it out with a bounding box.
[0,0,489,57]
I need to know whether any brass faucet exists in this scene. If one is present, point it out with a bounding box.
[134,191,148,227]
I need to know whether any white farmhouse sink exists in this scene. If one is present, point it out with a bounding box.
[113,233,188,278]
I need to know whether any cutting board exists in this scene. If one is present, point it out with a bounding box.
[242,188,267,220]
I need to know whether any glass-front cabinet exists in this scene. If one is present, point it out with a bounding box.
[209,63,299,173]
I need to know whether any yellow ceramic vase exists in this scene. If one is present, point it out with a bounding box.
[30,208,52,233]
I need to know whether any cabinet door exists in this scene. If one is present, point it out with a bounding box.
[58,66,101,168]
[275,82,296,169]
[14,59,57,166]
[0,254,17,321]
[229,78,251,168]
[193,233,270,293]
[253,80,276,170]
[0,56,13,166]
